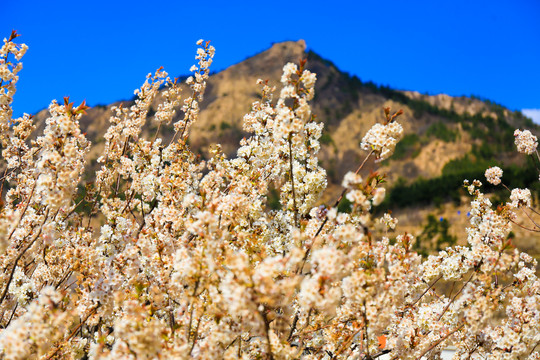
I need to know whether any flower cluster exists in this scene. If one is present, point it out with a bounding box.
[514,129,538,155]
[360,108,404,161]
[0,31,27,145]
[0,33,538,360]
[484,166,503,185]
[508,188,532,208]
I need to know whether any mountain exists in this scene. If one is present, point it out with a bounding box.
[32,40,540,256]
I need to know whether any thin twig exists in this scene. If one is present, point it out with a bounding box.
[414,323,464,360]
[7,181,36,242]
[85,182,102,231]
[61,197,86,222]
[332,327,363,358]
[46,304,100,360]
[225,336,239,350]
[520,207,540,229]
[113,135,131,196]
[170,89,199,145]
[287,313,299,342]
[289,136,299,228]
[186,279,200,343]
[297,150,374,274]
[54,266,73,290]
[527,206,540,217]
[133,199,157,239]
[364,349,392,359]
[5,302,18,328]
[437,270,476,322]
[530,340,540,356]
[189,315,202,356]
[408,274,443,309]
[363,302,370,359]
[0,167,8,205]
[0,167,15,183]
[260,309,275,360]
[0,208,49,306]
[151,122,162,144]
[509,219,540,232]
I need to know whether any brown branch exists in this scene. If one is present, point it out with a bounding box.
[527,206,540,217]
[297,150,373,274]
[186,279,200,343]
[260,309,275,360]
[5,302,18,328]
[0,208,49,307]
[46,304,100,360]
[414,323,464,360]
[151,122,162,145]
[408,275,443,309]
[520,207,540,230]
[60,197,86,222]
[363,302,370,359]
[189,314,202,356]
[288,136,299,228]
[509,219,540,232]
[287,313,299,342]
[54,266,73,290]
[113,135,131,197]
[133,199,157,240]
[437,270,476,322]
[170,82,201,145]
[530,340,540,356]
[7,181,36,242]
[332,327,363,358]
[295,317,355,338]
[0,167,16,184]
[364,349,392,359]
[0,167,10,204]
[85,182,102,231]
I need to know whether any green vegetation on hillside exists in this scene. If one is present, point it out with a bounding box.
[380,156,539,210]
[425,122,457,142]
[415,215,457,257]
[392,134,421,160]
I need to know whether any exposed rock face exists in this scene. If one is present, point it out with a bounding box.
[403,91,502,121]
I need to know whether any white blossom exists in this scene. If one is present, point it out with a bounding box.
[485,166,503,185]
[514,129,538,155]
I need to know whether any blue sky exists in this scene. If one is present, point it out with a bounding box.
[3,0,540,121]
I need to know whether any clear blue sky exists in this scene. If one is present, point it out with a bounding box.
[3,0,540,119]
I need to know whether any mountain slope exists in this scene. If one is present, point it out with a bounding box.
[31,40,540,255]
[33,40,536,184]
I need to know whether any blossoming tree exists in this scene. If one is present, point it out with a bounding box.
[0,31,539,359]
